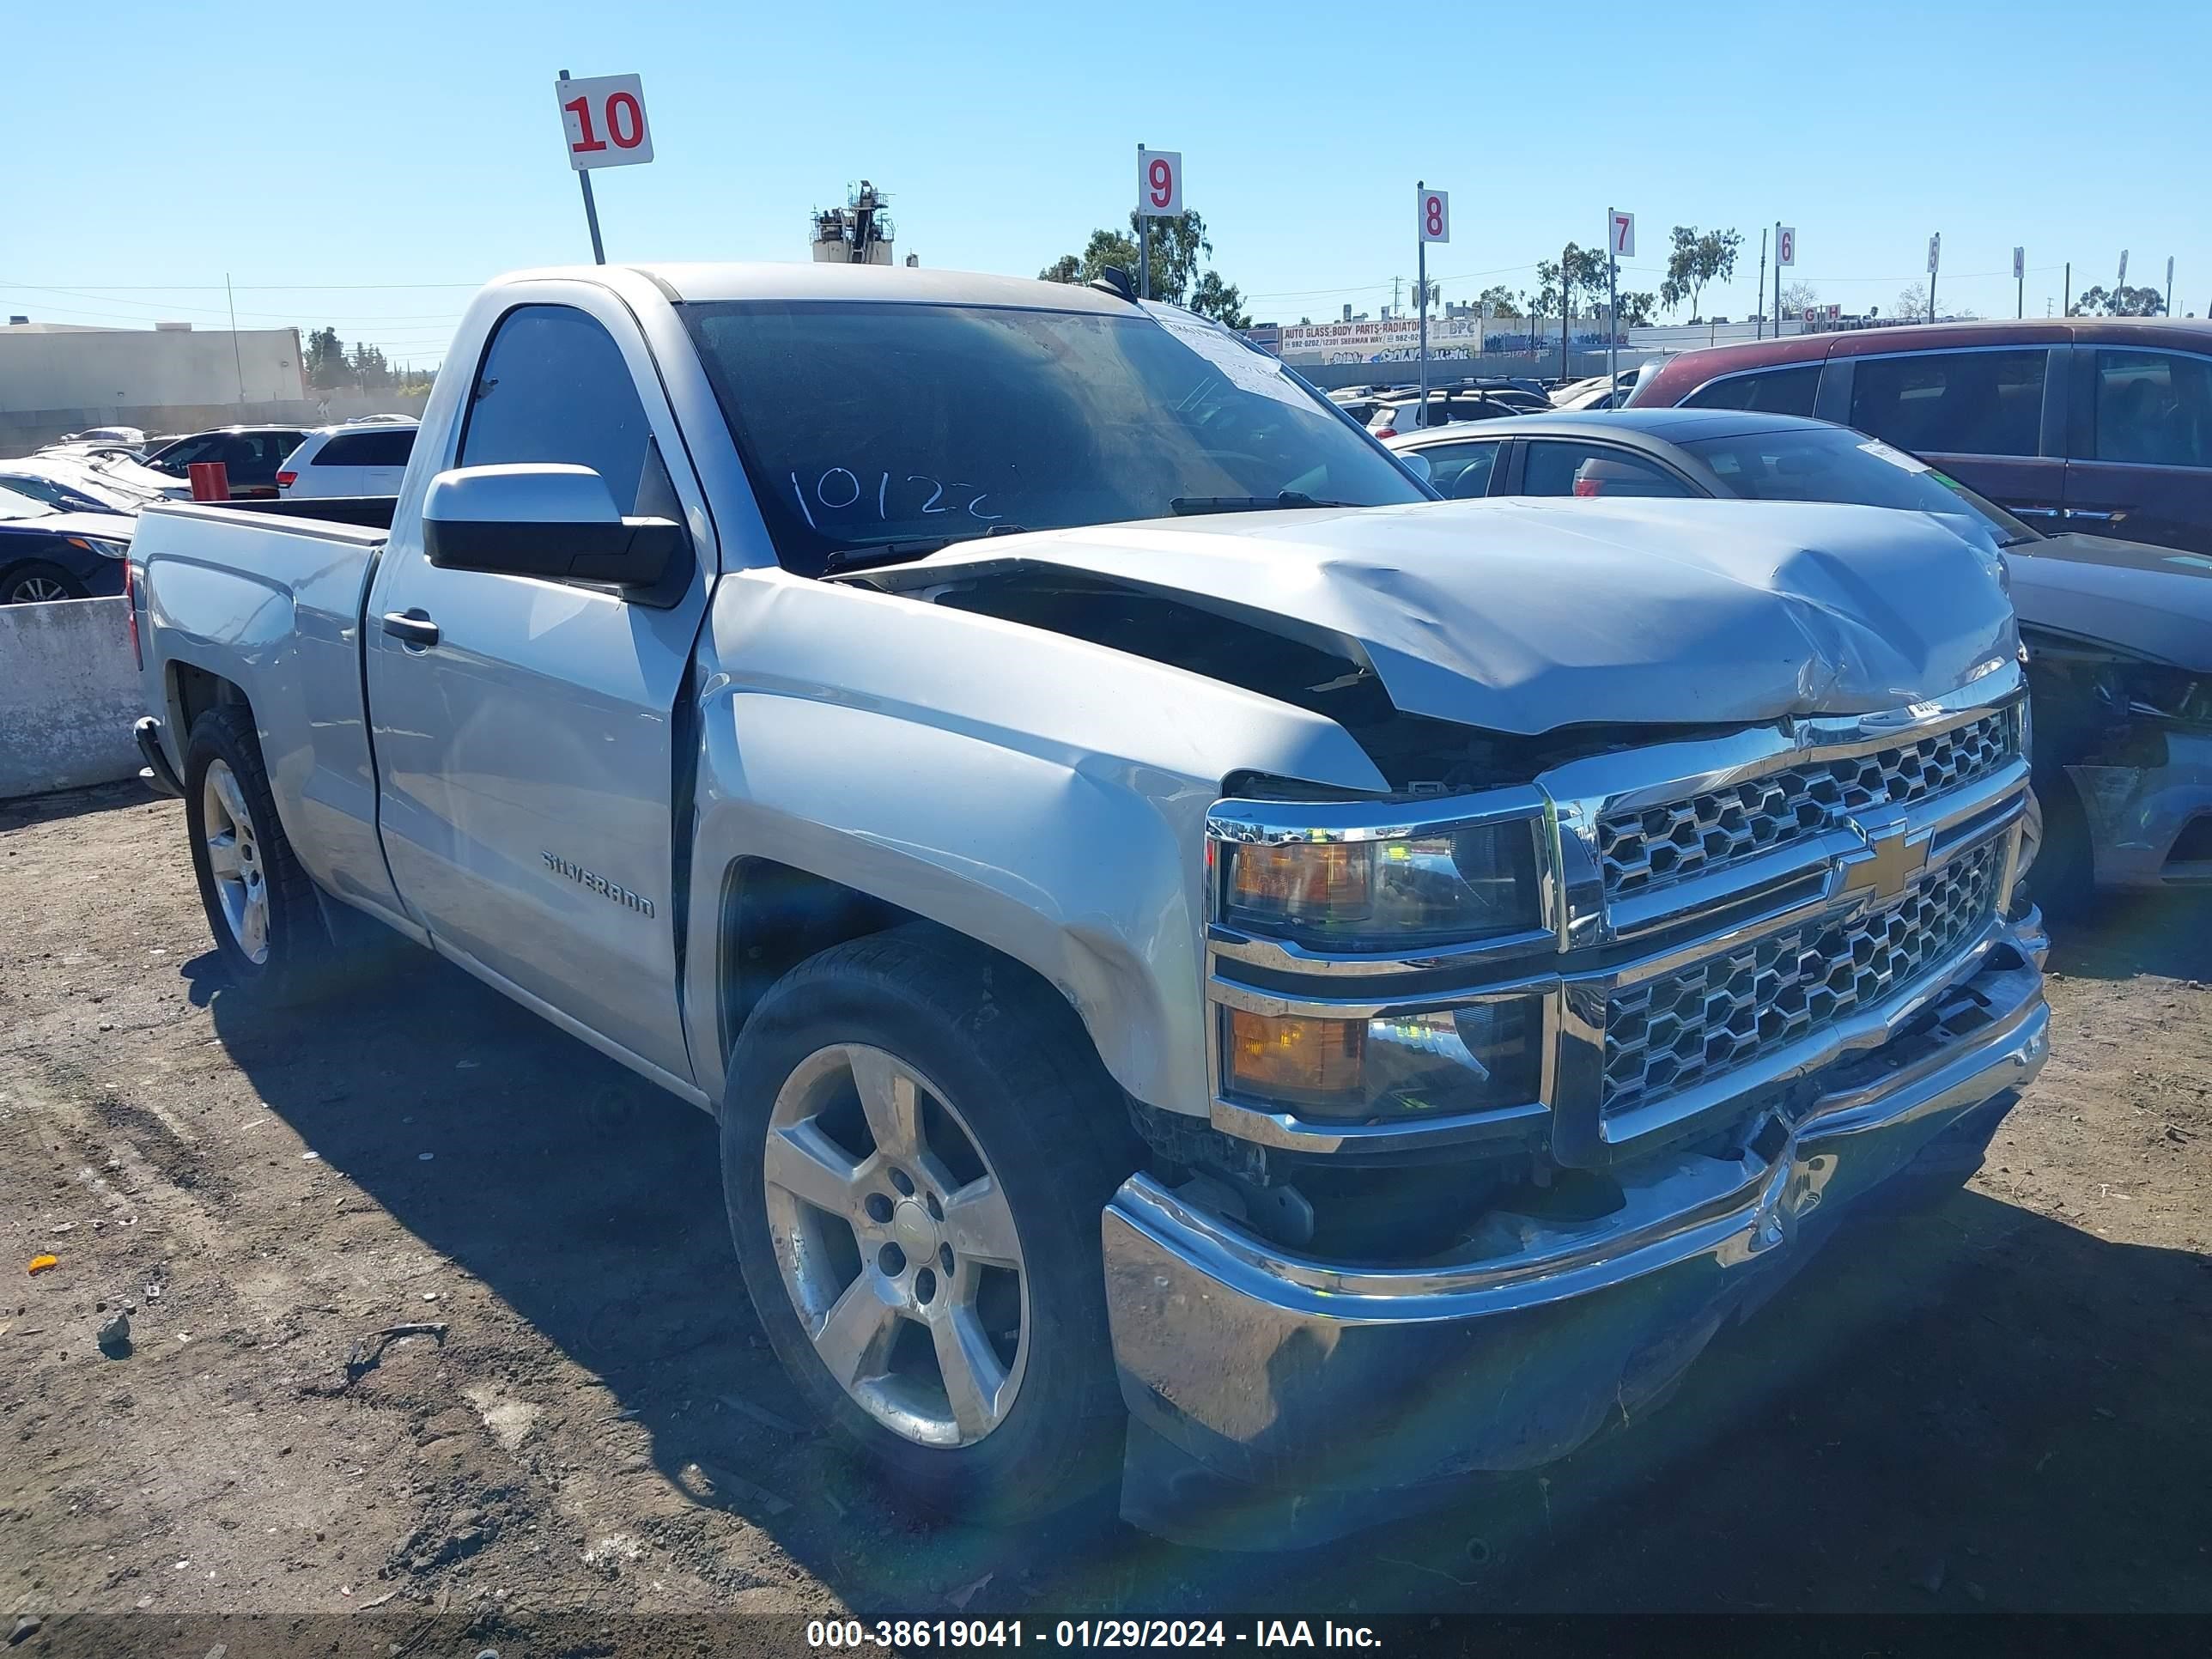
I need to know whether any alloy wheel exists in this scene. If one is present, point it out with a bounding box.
[762,1042,1030,1448]
[201,758,270,964]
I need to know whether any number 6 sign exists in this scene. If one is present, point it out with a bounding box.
[1137,149,1182,218]
[556,73,654,171]
[1419,187,1450,244]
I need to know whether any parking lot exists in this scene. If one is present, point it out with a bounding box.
[3,780,2209,1638]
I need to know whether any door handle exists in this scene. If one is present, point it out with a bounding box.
[2066,508,2118,523]
[381,609,441,649]
[2011,505,2063,520]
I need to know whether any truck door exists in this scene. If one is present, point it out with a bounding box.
[365,296,714,1089]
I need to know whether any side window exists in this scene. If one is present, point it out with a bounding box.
[1848,349,2046,458]
[1522,441,1695,499]
[225,434,284,467]
[155,435,218,470]
[315,430,416,467]
[1420,441,1502,500]
[2091,350,2212,469]
[1683,364,1819,416]
[459,305,665,513]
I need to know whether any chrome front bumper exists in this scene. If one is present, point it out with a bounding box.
[1103,919,2049,1544]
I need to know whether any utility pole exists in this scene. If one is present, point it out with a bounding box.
[225,272,246,406]
[1754,228,1767,340]
[2063,261,2071,318]
[1390,274,1404,317]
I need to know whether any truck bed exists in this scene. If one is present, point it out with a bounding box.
[134,497,403,927]
[179,495,398,531]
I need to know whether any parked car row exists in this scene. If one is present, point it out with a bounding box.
[0,419,422,598]
[1628,316,2212,555]
[1385,406,2212,912]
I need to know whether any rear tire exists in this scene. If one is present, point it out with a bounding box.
[721,925,1140,1522]
[183,706,338,1003]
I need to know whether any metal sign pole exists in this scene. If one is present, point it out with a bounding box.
[1417,180,1429,424]
[558,70,606,264]
[1137,144,1151,301]
[1605,209,1617,390]
[1773,222,1782,335]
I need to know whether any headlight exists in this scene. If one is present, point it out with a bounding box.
[1222,818,1542,950]
[1225,996,1542,1121]
[66,536,131,561]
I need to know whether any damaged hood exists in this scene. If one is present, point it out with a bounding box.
[894,498,2017,737]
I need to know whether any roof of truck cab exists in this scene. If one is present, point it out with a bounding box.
[495,262,1140,314]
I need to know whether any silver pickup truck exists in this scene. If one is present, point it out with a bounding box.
[128,263,2051,1544]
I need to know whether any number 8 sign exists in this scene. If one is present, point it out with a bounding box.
[556,74,654,171]
[1419,188,1450,244]
[1136,149,1182,218]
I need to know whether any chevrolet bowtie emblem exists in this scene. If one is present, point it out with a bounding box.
[1843,812,1931,904]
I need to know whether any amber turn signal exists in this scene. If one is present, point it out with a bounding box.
[1226,1008,1365,1107]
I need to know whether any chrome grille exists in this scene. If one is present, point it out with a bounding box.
[1601,836,2008,1119]
[1596,711,2015,899]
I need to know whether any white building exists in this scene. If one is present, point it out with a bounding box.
[0,320,308,452]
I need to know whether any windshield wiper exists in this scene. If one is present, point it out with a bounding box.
[1170,490,1353,516]
[822,525,1030,574]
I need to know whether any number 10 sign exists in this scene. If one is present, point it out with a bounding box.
[556,73,654,170]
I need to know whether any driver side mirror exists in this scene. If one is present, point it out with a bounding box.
[1398,450,1434,487]
[422,464,687,592]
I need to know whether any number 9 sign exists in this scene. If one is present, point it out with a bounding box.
[556,73,654,171]
[1419,187,1449,244]
[1136,148,1182,218]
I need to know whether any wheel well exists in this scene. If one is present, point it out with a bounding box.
[168,661,242,737]
[716,860,921,1063]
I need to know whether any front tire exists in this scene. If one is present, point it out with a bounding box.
[2025,773,2096,922]
[722,927,1139,1522]
[3,562,89,604]
[183,706,337,1003]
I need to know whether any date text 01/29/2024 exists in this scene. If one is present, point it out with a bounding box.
[805,1620,1383,1650]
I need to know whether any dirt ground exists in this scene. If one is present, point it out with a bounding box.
[3,782,2209,1649]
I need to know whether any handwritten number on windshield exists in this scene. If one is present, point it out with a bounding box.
[793,469,1000,526]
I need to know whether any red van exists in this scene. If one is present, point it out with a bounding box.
[1627,318,2212,555]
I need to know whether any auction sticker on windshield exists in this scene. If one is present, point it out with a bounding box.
[1861,439,1930,473]
[1151,310,1310,410]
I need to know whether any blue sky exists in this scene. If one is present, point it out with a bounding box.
[11,0,2208,366]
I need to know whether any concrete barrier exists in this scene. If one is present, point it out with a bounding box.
[0,597,146,799]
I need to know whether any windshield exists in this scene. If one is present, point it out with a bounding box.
[680,300,1428,574]
[1678,424,2042,547]
[0,484,56,522]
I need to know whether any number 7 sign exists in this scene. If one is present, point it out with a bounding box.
[1610,210,1635,258]
[556,73,653,171]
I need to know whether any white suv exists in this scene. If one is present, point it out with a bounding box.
[276,422,419,499]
